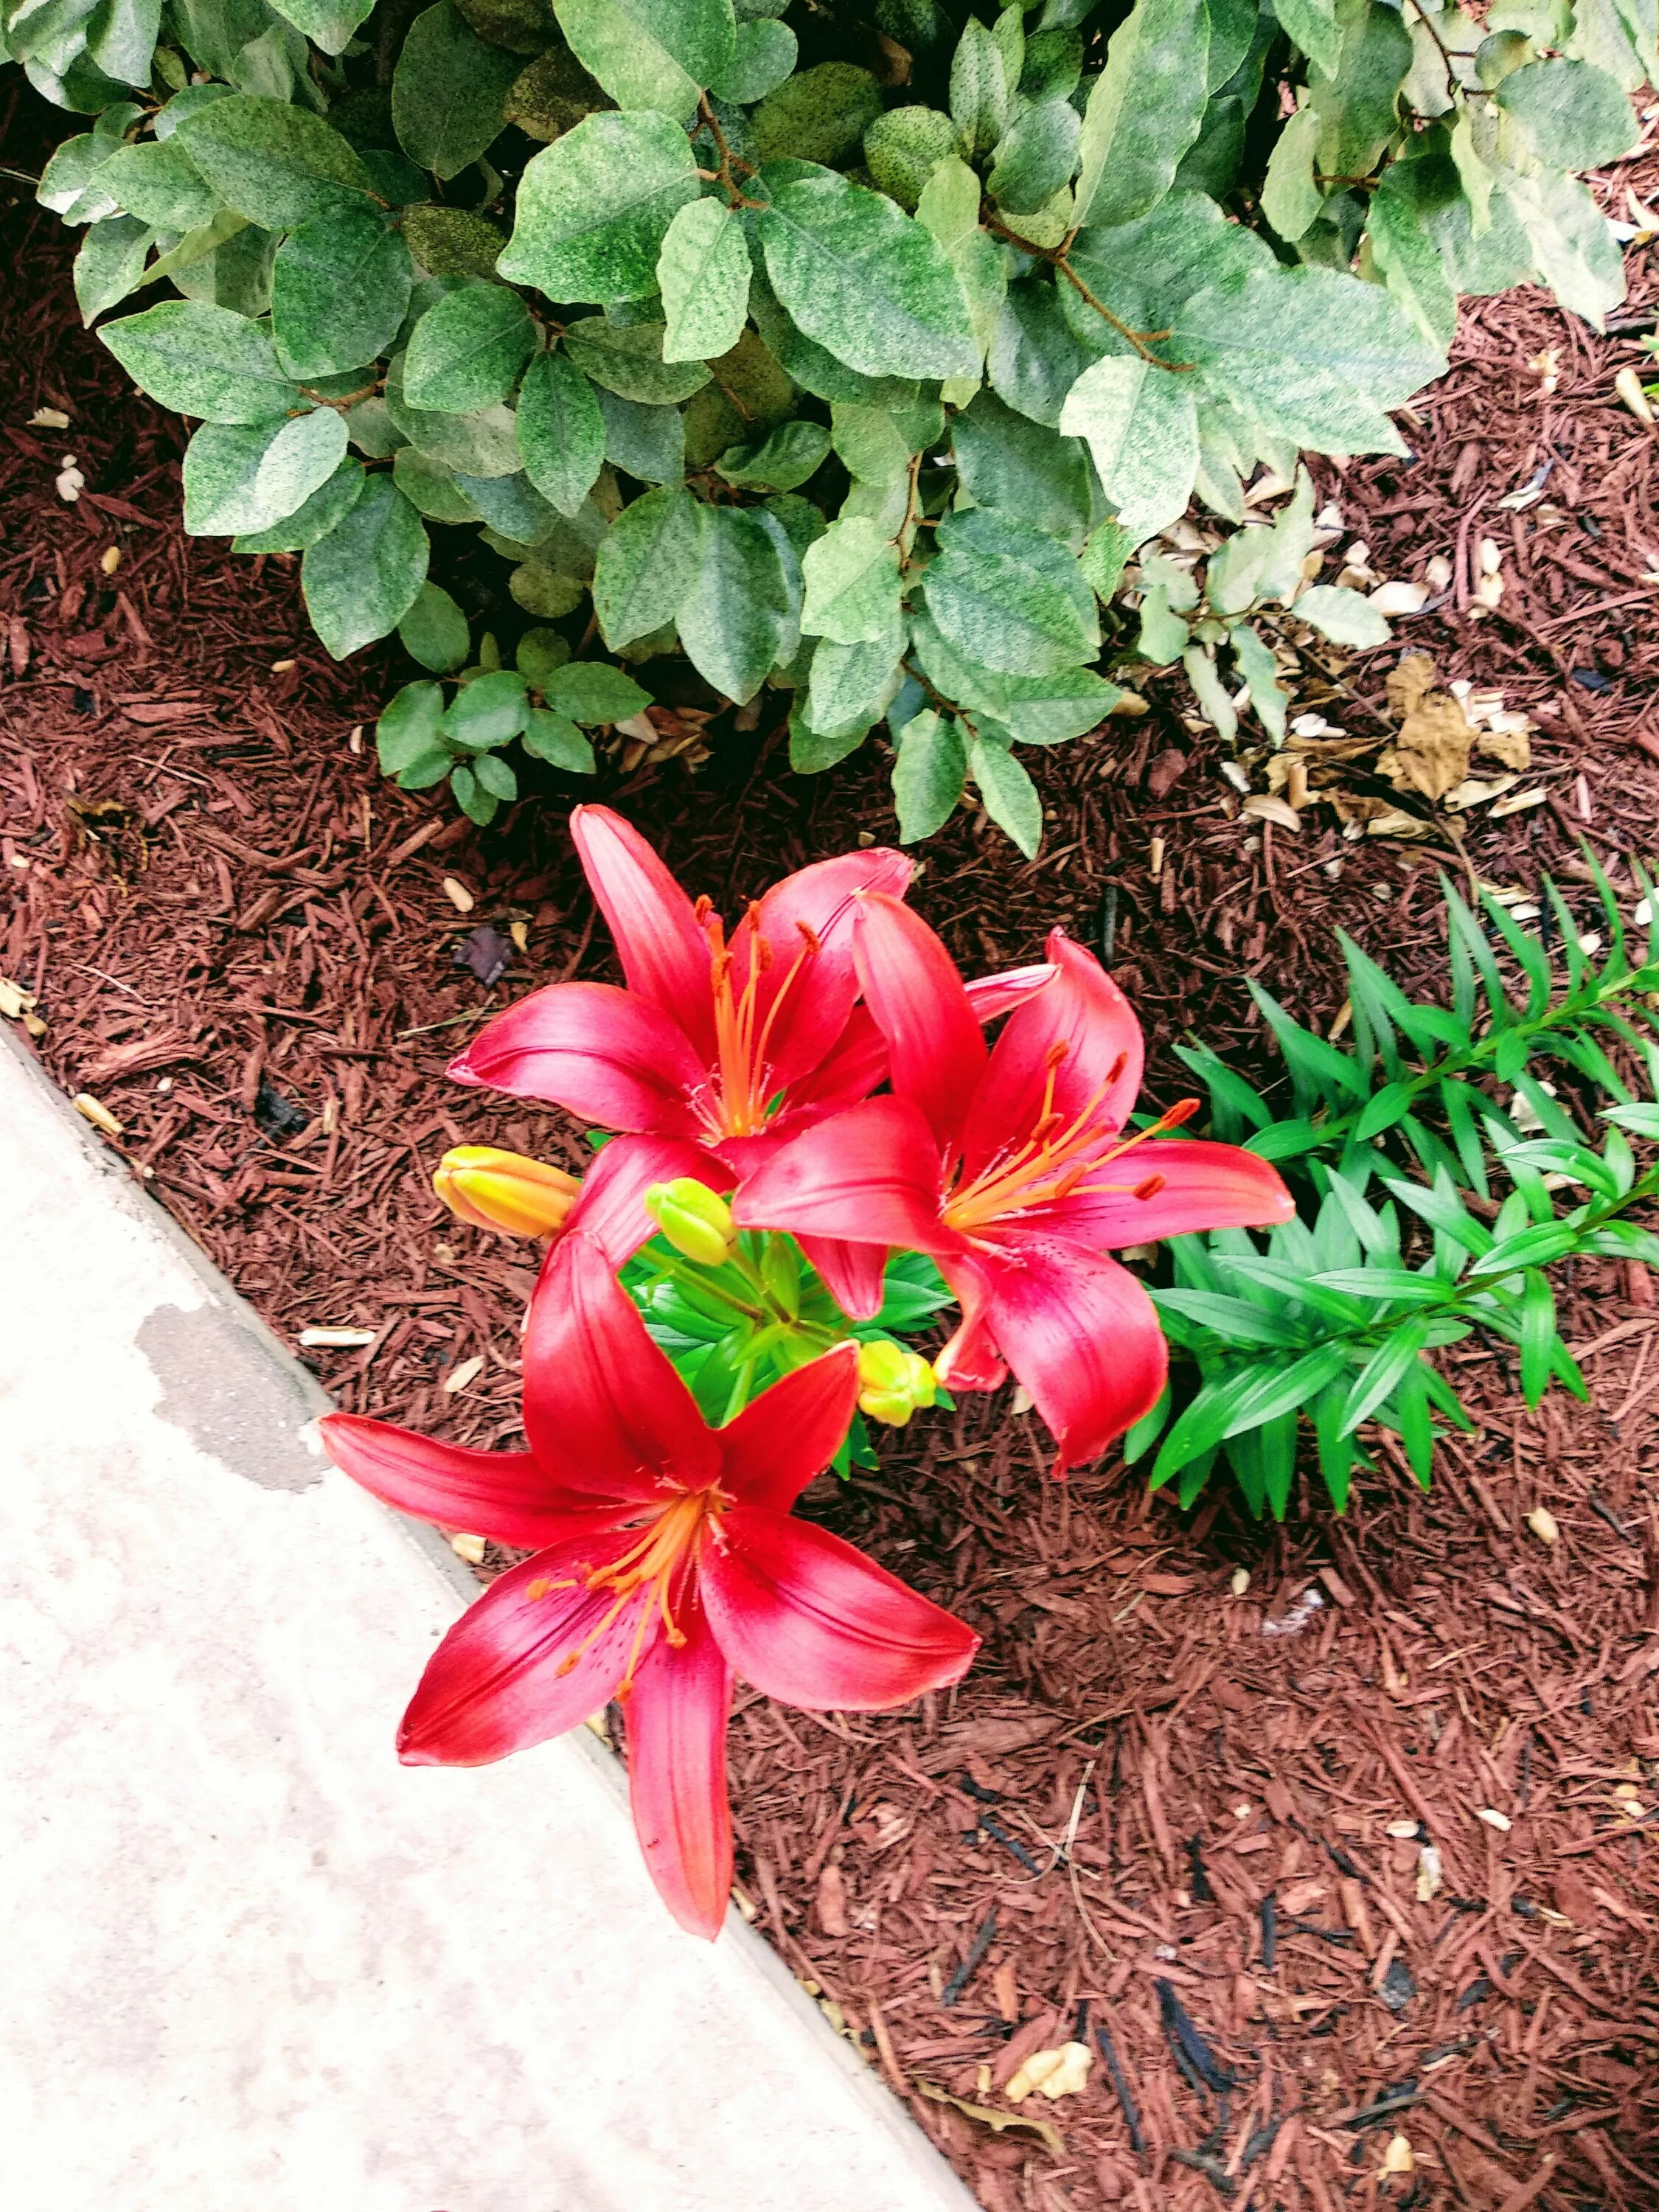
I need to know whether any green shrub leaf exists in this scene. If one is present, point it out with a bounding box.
[398,580,471,671]
[392,0,520,181]
[922,507,1099,677]
[523,706,597,769]
[1074,0,1211,229]
[657,198,751,365]
[892,708,966,842]
[678,501,796,704]
[752,60,883,165]
[515,347,605,513]
[175,94,374,226]
[1495,58,1636,171]
[271,206,414,378]
[758,164,978,383]
[540,661,650,722]
[552,0,734,121]
[445,667,530,748]
[100,297,303,422]
[591,481,701,647]
[403,281,537,409]
[98,138,218,229]
[563,314,711,401]
[182,406,348,535]
[800,515,900,645]
[302,474,430,657]
[1060,355,1200,544]
[501,108,699,302]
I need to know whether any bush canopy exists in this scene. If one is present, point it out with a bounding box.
[7,0,1641,838]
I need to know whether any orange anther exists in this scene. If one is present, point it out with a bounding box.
[1133,1173,1166,1200]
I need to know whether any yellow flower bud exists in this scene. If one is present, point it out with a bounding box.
[644,1178,737,1267]
[856,1340,938,1427]
[433,1146,580,1238]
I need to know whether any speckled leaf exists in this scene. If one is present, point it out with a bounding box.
[174,94,374,226]
[271,205,414,378]
[591,481,701,647]
[515,347,605,514]
[1073,0,1211,230]
[100,298,303,422]
[800,515,901,645]
[392,1,520,181]
[500,109,700,302]
[1059,354,1199,542]
[921,506,1098,676]
[678,501,796,703]
[758,163,978,382]
[552,0,734,121]
[656,198,751,364]
[302,474,430,658]
[403,282,537,411]
[183,406,348,535]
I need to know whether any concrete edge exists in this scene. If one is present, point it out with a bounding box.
[1,1026,975,2205]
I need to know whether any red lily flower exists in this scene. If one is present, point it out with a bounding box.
[447,808,1051,1273]
[319,1233,978,1939]
[734,897,1295,1473]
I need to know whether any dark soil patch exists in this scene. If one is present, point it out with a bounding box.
[4,80,1659,2211]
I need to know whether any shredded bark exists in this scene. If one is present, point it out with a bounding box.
[4,85,1658,2211]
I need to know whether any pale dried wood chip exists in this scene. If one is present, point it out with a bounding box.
[297,1326,376,1348]
[72,1092,123,1136]
[1526,1506,1559,1545]
[448,1531,487,1565]
[1242,793,1301,831]
[1006,2042,1092,2102]
[443,1355,485,1394]
[442,876,476,914]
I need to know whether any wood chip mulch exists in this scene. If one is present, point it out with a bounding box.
[4,86,1658,2212]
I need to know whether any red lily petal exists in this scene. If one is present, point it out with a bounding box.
[702,1506,979,1711]
[715,1344,859,1511]
[522,1233,719,1502]
[569,805,716,1059]
[964,961,1057,1022]
[954,1239,1166,1475]
[780,969,1048,1130]
[931,1269,1008,1392]
[397,1534,643,1766]
[448,981,705,1138]
[777,1002,888,1121]
[727,849,912,1096]
[564,1132,729,1267]
[959,931,1144,1185]
[319,1412,628,1552]
[623,1591,734,1941]
[732,1096,954,1256]
[798,1234,887,1321]
[1048,1137,1295,1248]
[852,894,986,1158]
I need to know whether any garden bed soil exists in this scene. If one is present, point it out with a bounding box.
[5,83,1659,2211]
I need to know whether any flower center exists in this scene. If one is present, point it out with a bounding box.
[695,897,821,1141]
[538,1485,729,1695]
[940,1044,1197,1235]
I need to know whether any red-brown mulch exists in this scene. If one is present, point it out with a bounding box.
[4,81,1659,2211]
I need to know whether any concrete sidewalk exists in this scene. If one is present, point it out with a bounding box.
[0,1032,974,2212]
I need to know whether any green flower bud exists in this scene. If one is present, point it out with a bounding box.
[857,1339,939,1427]
[644,1178,738,1267]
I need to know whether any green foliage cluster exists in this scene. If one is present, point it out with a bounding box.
[625,1239,956,1471]
[10,0,1640,844]
[1128,858,1659,1515]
